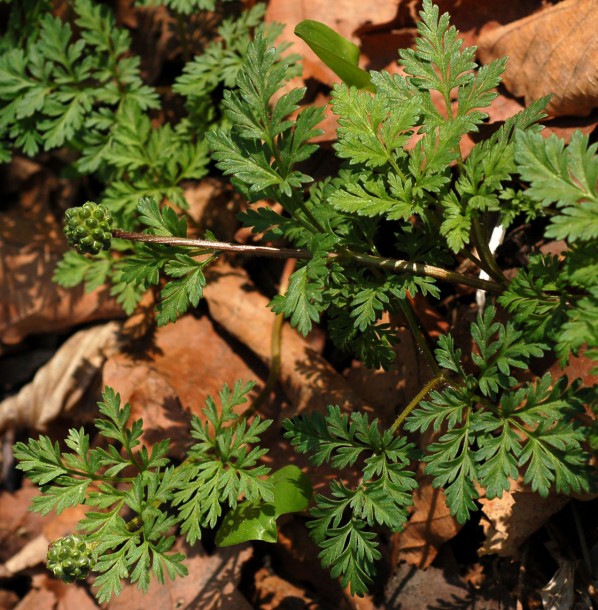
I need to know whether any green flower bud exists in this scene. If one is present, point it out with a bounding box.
[64,202,113,255]
[46,535,96,583]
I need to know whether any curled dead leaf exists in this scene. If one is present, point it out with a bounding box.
[0,192,124,349]
[479,480,570,558]
[0,322,122,434]
[478,0,598,117]
[392,470,460,569]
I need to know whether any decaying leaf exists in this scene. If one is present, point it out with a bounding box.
[0,176,124,349]
[253,566,318,610]
[108,542,253,610]
[0,486,45,567]
[392,471,460,569]
[102,314,266,424]
[478,0,598,117]
[0,322,122,434]
[203,263,368,415]
[479,480,570,557]
[385,561,504,609]
[541,559,575,610]
[12,573,99,610]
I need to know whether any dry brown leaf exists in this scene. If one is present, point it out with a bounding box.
[0,589,19,609]
[0,177,123,349]
[253,566,318,610]
[107,543,253,610]
[203,263,368,415]
[392,470,460,569]
[184,178,243,243]
[1,535,50,578]
[478,0,598,117]
[13,574,99,610]
[385,561,504,609]
[0,486,45,564]
[430,0,544,47]
[13,585,55,610]
[0,322,122,434]
[102,314,265,422]
[1,503,89,578]
[479,480,570,558]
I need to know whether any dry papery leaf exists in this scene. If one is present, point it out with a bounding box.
[253,566,319,610]
[392,470,460,569]
[12,573,99,610]
[107,542,253,610]
[0,499,87,579]
[0,322,122,434]
[101,314,266,457]
[184,178,242,243]
[385,560,505,610]
[478,0,598,117]
[478,479,571,558]
[0,486,45,566]
[0,173,123,350]
[203,262,368,415]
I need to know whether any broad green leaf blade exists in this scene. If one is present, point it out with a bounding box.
[295,20,375,92]
[271,465,312,516]
[215,502,278,547]
[215,465,312,547]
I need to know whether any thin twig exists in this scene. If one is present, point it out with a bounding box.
[397,299,440,375]
[390,374,445,434]
[247,259,297,416]
[112,230,503,292]
[112,230,312,260]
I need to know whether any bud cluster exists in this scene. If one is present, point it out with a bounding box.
[64,201,113,255]
[46,535,96,583]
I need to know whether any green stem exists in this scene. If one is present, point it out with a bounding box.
[342,248,502,292]
[460,248,486,270]
[390,374,445,434]
[397,299,440,375]
[112,230,503,292]
[245,309,284,416]
[64,468,135,484]
[246,260,295,416]
[471,216,507,285]
[294,195,326,235]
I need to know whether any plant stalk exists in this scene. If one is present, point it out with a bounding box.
[390,374,445,434]
[112,230,312,259]
[397,299,440,375]
[342,249,503,292]
[112,230,503,292]
[246,259,296,416]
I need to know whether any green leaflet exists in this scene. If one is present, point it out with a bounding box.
[215,465,312,546]
[295,20,374,92]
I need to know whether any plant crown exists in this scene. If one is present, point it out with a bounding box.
[7,0,597,601]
